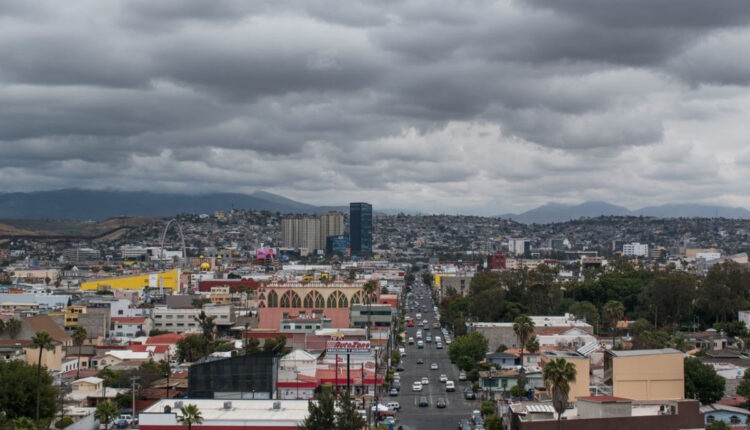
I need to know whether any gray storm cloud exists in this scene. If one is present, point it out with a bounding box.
[1,0,750,214]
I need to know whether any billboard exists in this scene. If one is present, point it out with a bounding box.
[326,340,371,354]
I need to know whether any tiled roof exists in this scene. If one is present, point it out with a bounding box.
[578,396,631,402]
[146,333,186,344]
[25,314,70,344]
[112,317,148,324]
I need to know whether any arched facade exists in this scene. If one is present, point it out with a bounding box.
[267,290,278,308]
[350,291,362,305]
[326,290,348,308]
[303,291,325,308]
[280,291,302,308]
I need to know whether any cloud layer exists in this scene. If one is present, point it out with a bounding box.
[2,0,750,214]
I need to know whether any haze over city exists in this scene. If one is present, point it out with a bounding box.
[2,1,750,215]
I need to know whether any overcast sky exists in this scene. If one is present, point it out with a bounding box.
[2,0,750,215]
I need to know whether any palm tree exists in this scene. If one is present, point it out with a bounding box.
[513,315,535,387]
[362,280,377,340]
[94,401,120,428]
[72,326,88,379]
[194,311,216,342]
[542,358,577,430]
[6,318,21,339]
[604,300,625,349]
[525,335,540,356]
[0,319,5,336]
[31,331,56,429]
[177,404,203,430]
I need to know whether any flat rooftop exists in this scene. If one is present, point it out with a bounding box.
[142,399,309,422]
[609,348,682,357]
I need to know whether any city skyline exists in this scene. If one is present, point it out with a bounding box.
[2,1,750,215]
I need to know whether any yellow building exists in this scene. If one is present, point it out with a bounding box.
[80,270,181,293]
[541,350,590,401]
[434,274,455,288]
[606,349,684,401]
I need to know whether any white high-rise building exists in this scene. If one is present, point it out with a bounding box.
[623,243,649,257]
[281,217,322,250]
[319,212,345,247]
[508,238,531,256]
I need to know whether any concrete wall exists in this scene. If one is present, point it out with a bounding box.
[612,354,684,401]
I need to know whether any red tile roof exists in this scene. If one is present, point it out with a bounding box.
[128,344,169,354]
[578,396,631,402]
[533,326,577,336]
[112,317,148,324]
[25,314,71,344]
[146,333,186,344]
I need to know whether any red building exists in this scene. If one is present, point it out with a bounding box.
[490,251,506,270]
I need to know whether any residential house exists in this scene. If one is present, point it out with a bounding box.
[111,316,152,339]
[700,403,750,426]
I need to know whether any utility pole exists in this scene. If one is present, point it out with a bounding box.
[58,380,68,430]
[165,350,171,400]
[130,376,140,428]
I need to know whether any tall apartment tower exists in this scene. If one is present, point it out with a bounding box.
[349,202,373,255]
[281,216,321,250]
[319,212,345,247]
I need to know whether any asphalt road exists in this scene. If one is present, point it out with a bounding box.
[392,284,480,430]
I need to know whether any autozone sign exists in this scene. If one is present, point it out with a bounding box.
[326,340,371,354]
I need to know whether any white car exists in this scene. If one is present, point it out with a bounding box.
[412,382,423,392]
[408,337,415,344]
[421,376,430,385]
[398,347,406,356]
[439,374,448,383]
[431,363,439,370]
[436,342,443,349]
[386,401,400,411]
[446,380,456,392]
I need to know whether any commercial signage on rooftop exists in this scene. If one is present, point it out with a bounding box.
[326,340,371,354]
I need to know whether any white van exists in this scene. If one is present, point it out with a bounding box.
[408,337,415,344]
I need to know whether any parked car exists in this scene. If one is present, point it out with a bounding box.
[436,397,447,408]
[458,419,472,430]
[463,386,475,399]
[392,381,401,391]
[389,387,399,396]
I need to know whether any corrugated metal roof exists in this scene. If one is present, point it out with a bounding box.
[577,342,601,357]
[526,404,555,413]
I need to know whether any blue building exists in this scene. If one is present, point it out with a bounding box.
[701,404,750,426]
[349,202,372,256]
[326,234,349,255]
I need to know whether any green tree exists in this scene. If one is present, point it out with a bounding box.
[405,273,415,286]
[484,414,502,430]
[335,392,366,430]
[705,421,731,430]
[568,301,600,329]
[641,272,696,328]
[469,271,501,295]
[603,300,624,348]
[513,315,535,387]
[31,331,55,429]
[94,401,120,428]
[176,334,211,362]
[194,311,216,342]
[448,332,488,364]
[684,357,725,404]
[481,400,495,416]
[244,337,261,354]
[6,318,21,340]
[456,355,475,372]
[525,336,540,355]
[632,330,670,349]
[299,388,335,430]
[421,272,433,286]
[72,326,87,380]
[543,358,577,430]
[177,404,203,430]
[734,368,750,399]
[0,360,57,421]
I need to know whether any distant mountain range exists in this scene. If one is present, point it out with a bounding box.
[2,190,749,222]
[0,189,347,220]
[499,201,750,223]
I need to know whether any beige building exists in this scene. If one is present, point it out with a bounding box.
[282,217,322,250]
[605,349,684,401]
[541,350,590,401]
[152,305,235,333]
[319,212,345,248]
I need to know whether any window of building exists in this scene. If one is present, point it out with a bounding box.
[165,323,173,327]
[706,416,714,424]
[731,416,740,424]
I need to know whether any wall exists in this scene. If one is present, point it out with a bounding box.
[80,270,180,292]
[24,344,64,371]
[514,400,703,430]
[612,354,684,401]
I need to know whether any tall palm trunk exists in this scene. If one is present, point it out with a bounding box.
[77,342,82,379]
[36,347,42,428]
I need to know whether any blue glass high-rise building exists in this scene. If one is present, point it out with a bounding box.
[349,202,372,255]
